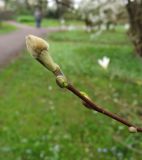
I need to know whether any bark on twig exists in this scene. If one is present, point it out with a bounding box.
[26,34,142,133]
[65,83,142,133]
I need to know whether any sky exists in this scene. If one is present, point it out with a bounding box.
[0,0,82,8]
[0,0,127,8]
[0,0,80,8]
[48,0,82,8]
[0,0,4,7]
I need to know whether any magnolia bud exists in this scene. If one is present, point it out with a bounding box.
[80,91,91,100]
[26,35,49,57]
[129,126,137,133]
[56,75,68,88]
[26,35,59,72]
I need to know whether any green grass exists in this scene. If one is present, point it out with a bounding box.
[0,22,17,34]
[0,28,142,160]
[16,15,84,27]
[49,28,130,44]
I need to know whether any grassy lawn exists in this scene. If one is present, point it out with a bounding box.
[0,22,17,34]
[16,15,84,27]
[0,28,142,160]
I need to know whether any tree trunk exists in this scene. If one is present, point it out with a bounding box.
[126,0,142,57]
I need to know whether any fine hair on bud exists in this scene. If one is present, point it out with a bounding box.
[26,35,60,72]
[26,35,49,58]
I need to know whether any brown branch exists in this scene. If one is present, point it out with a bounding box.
[26,35,142,133]
[66,83,142,133]
[53,66,142,133]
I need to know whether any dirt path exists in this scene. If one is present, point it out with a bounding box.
[0,21,61,67]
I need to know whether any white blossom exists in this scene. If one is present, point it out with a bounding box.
[98,56,110,69]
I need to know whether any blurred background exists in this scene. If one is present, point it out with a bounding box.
[0,0,142,160]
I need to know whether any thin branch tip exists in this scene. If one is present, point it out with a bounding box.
[26,35,142,133]
[129,127,137,133]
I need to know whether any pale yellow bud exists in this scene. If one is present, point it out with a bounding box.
[129,126,137,133]
[26,35,59,72]
[56,75,68,88]
[80,91,91,100]
[26,35,49,58]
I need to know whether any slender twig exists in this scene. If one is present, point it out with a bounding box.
[66,83,142,133]
[26,35,142,133]
[53,68,142,132]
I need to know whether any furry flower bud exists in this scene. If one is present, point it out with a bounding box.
[26,35,59,72]
[129,126,137,133]
[26,35,49,58]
